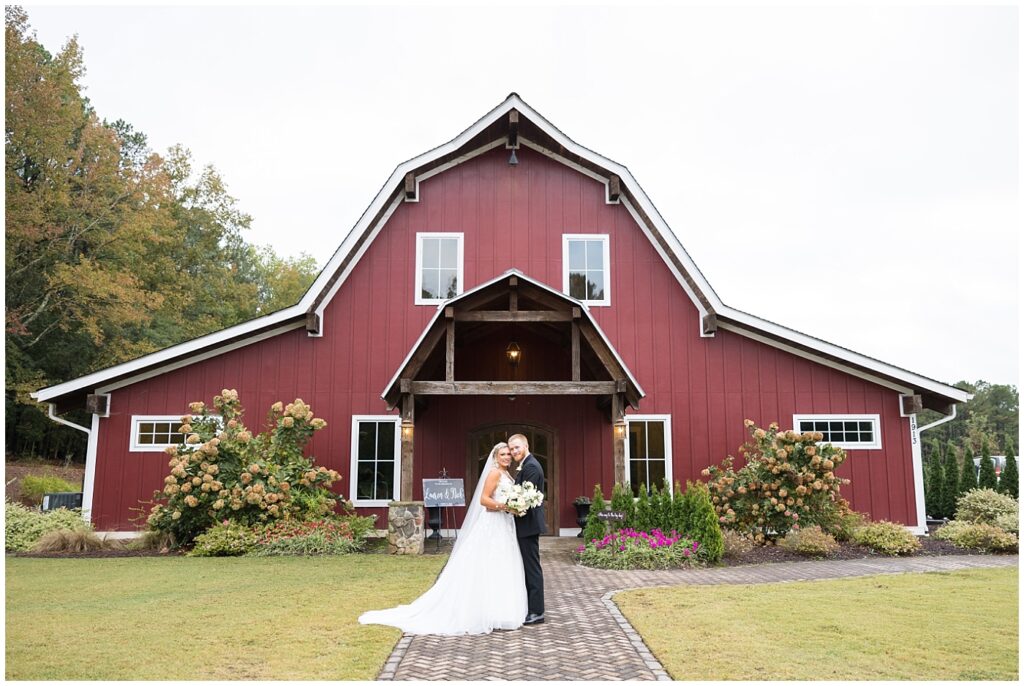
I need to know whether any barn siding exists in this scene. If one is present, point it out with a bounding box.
[92,146,916,530]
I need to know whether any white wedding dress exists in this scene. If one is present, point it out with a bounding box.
[358,449,528,635]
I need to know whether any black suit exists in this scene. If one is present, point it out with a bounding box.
[514,453,546,616]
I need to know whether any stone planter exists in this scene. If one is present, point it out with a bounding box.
[387,501,425,555]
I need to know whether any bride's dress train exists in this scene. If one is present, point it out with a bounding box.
[358,469,527,635]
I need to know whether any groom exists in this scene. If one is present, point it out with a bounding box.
[508,433,546,625]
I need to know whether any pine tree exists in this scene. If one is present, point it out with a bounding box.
[997,444,1018,500]
[925,438,944,518]
[959,444,977,496]
[582,484,607,543]
[655,479,674,531]
[686,481,724,563]
[978,440,998,490]
[940,443,960,519]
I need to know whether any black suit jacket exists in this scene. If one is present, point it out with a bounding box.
[514,453,547,537]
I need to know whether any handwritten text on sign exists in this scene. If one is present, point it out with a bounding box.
[596,510,626,521]
[423,479,466,507]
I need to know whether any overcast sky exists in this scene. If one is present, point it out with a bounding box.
[23,3,1019,387]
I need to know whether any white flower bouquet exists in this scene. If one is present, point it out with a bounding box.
[499,481,544,517]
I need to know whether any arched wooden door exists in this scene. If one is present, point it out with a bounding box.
[467,422,558,535]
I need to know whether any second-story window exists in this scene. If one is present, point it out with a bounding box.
[416,233,464,305]
[563,234,610,306]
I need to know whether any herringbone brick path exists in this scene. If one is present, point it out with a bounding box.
[381,541,1017,681]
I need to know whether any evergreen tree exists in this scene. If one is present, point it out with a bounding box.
[978,440,998,490]
[670,480,687,534]
[959,444,977,496]
[686,481,724,563]
[582,484,607,543]
[635,484,654,532]
[609,482,635,532]
[997,444,1018,499]
[925,438,944,518]
[940,442,960,519]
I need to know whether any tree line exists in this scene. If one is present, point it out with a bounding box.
[925,437,1018,520]
[5,7,318,461]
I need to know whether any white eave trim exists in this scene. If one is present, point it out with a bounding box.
[33,316,305,402]
[381,269,646,401]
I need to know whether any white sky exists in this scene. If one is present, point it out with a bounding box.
[21,3,1020,387]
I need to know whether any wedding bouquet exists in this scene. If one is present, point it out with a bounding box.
[498,481,545,517]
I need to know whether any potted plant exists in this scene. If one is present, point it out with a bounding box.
[573,496,591,536]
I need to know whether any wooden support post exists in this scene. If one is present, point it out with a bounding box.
[571,321,580,382]
[401,394,415,502]
[611,393,626,485]
[509,275,518,312]
[445,315,455,383]
[507,110,519,148]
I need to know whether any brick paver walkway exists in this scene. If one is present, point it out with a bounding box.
[379,540,1017,681]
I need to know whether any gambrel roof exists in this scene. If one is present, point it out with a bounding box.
[34,94,970,412]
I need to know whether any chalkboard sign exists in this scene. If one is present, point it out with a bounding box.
[423,479,466,507]
[596,510,626,521]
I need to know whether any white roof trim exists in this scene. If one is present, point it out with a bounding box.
[32,308,306,402]
[381,269,646,401]
[34,94,968,406]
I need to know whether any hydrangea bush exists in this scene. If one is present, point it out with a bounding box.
[145,390,342,545]
[703,420,850,542]
[576,528,703,570]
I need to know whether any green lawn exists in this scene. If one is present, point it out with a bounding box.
[616,567,1019,681]
[5,555,446,680]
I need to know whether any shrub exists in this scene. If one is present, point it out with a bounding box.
[683,481,723,563]
[813,503,868,542]
[18,475,80,506]
[144,390,341,545]
[997,445,1018,499]
[670,480,687,534]
[993,511,1018,536]
[189,521,258,557]
[576,528,703,570]
[925,439,944,518]
[5,500,89,552]
[31,529,123,553]
[779,525,839,557]
[581,484,607,543]
[126,530,177,552]
[653,480,675,532]
[954,489,1018,525]
[249,518,370,556]
[634,485,655,532]
[721,529,754,558]
[851,521,921,556]
[934,521,1018,552]
[704,420,850,542]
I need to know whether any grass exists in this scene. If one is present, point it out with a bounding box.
[5,555,447,680]
[616,567,1018,680]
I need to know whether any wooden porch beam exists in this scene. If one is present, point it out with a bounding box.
[453,310,574,322]
[445,318,455,382]
[410,381,616,395]
[571,321,580,382]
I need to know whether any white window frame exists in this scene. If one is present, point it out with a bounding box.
[624,414,673,493]
[350,415,402,507]
[414,232,464,305]
[129,414,222,452]
[562,234,611,307]
[792,414,882,450]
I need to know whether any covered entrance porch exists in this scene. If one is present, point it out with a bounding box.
[382,270,644,533]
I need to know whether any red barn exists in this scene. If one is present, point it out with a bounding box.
[34,94,969,536]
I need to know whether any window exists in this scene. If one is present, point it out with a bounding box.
[350,416,401,505]
[562,234,610,306]
[626,415,673,496]
[129,415,222,452]
[415,233,464,305]
[793,414,882,450]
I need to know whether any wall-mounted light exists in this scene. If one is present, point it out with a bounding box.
[401,419,414,439]
[505,341,521,368]
[614,419,626,438]
[508,148,518,166]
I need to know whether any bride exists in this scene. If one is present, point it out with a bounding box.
[358,442,528,635]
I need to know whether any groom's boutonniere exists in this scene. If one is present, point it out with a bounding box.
[515,463,523,473]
